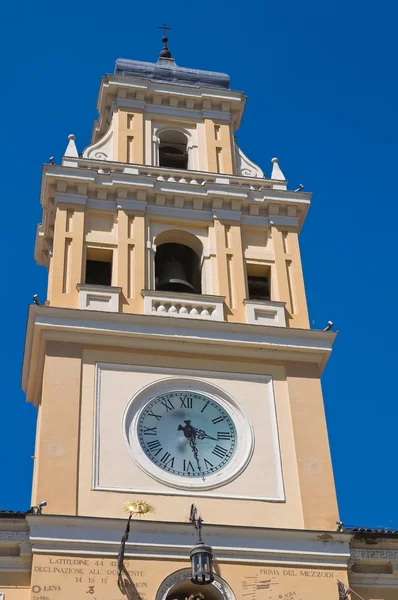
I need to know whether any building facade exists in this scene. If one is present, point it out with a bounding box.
[1,42,396,600]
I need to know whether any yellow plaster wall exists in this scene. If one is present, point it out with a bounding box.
[31,342,82,514]
[117,210,146,313]
[46,208,310,330]
[286,362,338,530]
[213,219,246,322]
[0,588,30,599]
[115,108,144,164]
[30,554,349,600]
[49,204,85,308]
[271,227,309,328]
[76,347,305,528]
[28,332,337,531]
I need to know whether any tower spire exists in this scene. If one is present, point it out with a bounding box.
[157,23,172,59]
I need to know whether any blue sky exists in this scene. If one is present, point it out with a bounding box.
[1,0,397,527]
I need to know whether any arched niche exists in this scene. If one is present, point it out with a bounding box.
[156,568,236,600]
[159,130,188,169]
[154,230,203,259]
[154,230,203,295]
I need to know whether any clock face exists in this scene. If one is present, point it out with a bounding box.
[137,391,237,478]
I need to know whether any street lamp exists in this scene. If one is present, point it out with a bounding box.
[189,504,214,585]
[117,501,214,596]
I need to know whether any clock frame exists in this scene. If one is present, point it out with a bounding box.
[123,377,254,491]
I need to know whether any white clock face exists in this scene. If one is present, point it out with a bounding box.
[137,391,237,478]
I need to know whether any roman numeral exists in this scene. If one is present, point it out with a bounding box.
[204,458,214,470]
[212,445,228,459]
[160,452,175,468]
[147,440,162,456]
[180,397,193,409]
[160,398,175,412]
[147,410,162,421]
[143,426,157,436]
[212,416,224,424]
[201,401,210,413]
[217,432,231,440]
[183,459,195,472]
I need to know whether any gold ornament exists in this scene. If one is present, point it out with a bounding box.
[123,500,155,517]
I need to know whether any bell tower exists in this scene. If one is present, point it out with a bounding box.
[22,37,349,600]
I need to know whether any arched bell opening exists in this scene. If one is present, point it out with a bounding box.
[155,243,201,295]
[159,130,188,170]
[166,580,224,600]
[156,568,236,600]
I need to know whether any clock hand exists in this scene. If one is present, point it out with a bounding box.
[178,419,196,440]
[177,420,216,441]
[178,420,202,474]
[194,427,217,441]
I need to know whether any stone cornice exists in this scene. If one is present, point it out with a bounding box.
[94,74,247,140]
[22,305,336,405]
[0,518,31,572]
[348,541,398,588]
[26,515,350,568]
[35,160,310,265]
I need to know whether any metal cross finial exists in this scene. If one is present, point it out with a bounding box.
[190,504,204,543]
[157,23,173,59]
[157,23,172,37]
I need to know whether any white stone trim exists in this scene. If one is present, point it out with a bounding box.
[142,290,225,322]
[83,122,114,160]
[156,569,236,600]
[351,548,398,560]
[77,284,122,313]
[245,299,286,327]
[118,373,256,492]
[36,160,311,266]
[349,544,398,588]
[22,305,336,404]
[26,515,352,568]
[93,364,284,501]
[153,124,198,170]
[349,573,398,588]
[234,142,264,178]
[0,519,31,574]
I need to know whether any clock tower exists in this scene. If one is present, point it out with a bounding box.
[20,39,351,600]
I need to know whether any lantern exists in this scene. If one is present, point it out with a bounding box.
[190,540,214,585]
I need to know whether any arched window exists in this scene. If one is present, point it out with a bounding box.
[155,243,201,295]
[159,130,188,170]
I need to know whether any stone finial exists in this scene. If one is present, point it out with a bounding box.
[271,157,286,181]
[64,133,79,158]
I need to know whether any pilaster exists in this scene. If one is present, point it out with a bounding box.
[32,342,82,515]
[116,108,144,164]
[204,119,234,174]
[50,203,85,308]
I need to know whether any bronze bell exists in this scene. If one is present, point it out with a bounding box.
[155,243,200,294]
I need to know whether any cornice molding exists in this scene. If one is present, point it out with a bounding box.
[93,75,247,140]
[22,305,336,405]
[34,160,310,265]
[26,515,350,568]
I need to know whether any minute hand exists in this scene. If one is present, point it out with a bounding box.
[194,427,217,441]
